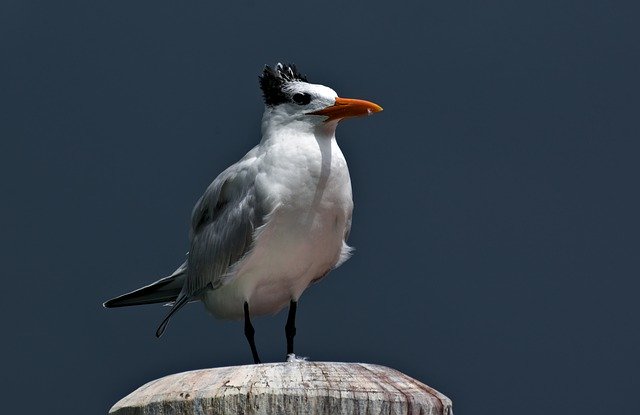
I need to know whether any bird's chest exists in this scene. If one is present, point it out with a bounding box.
[257,137,353,216]
[250,137,352,277]
[204,137,353,319]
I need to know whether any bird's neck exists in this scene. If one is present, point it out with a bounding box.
[260,113,338,145]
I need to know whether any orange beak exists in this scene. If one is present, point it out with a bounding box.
[309,97,383,122]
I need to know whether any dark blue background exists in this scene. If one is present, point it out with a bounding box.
[2,1,639,413]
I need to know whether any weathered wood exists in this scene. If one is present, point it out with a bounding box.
[109,361,452,415]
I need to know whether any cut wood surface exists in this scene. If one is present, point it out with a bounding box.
[109,361,452,415]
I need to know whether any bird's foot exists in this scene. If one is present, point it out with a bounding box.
[286,353,308,362]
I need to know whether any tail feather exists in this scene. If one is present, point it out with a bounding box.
[155,294,190,338]
[103,266,186,308]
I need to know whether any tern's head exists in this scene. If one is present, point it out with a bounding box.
[259,63,382,130]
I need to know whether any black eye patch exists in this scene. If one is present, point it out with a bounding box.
[292,93,312,105]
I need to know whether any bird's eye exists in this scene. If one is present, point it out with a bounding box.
[292,93,311,105]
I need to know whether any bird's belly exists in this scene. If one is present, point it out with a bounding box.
[203,207,347,320]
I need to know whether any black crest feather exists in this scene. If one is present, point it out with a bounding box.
[259,63,309,106]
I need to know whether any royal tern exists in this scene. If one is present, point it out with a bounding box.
[104,63,382,363]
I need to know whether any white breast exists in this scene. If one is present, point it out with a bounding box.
[203,132,353,319]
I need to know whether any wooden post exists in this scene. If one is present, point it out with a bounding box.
[109,361,452,415]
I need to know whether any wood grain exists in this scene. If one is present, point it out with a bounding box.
[109,361,452,415]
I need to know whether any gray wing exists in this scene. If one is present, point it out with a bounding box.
[183,156,265,298]
[155,150,265,337]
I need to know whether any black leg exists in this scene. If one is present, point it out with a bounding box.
[285,300,297,357]
[244,302,261,364]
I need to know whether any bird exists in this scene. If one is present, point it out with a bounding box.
[103,63,382,364]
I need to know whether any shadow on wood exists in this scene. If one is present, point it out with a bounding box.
[109,361,452,415]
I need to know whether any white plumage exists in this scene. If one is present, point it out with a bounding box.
[104,63,381,362]
[205,101,354,319]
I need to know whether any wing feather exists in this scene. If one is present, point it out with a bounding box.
[183,149,265,298]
